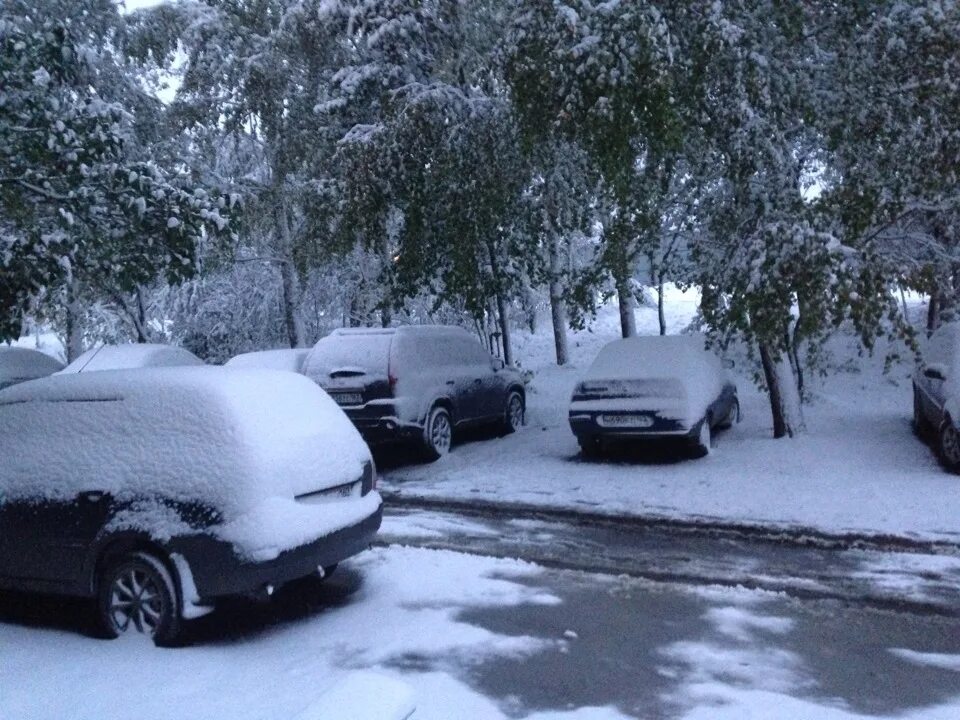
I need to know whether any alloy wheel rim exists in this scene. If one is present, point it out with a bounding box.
[431,413,451,454]
[508,396,523,429]
[109,567,163,636]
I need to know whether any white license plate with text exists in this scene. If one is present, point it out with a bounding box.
[601,414,653,428]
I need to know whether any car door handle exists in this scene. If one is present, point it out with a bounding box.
[79,491,106,503]
[446,380,456,386]
[474,378,482,384]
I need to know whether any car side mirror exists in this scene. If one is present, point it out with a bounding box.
[722,358,735,370]
[924,364,947,381]
[493,358,505,371]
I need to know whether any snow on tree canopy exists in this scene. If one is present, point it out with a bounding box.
[0,368,378,561]
[0,347,64,389]
[61,343,204,373]
[582,334,728,426]
[225,348,311,373]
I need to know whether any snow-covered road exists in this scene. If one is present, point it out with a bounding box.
[3,544,960,720]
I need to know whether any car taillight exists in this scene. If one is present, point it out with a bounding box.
[388,372,397,391]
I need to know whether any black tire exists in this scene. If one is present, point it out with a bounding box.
[502,391,525,434]
[422,405,453,461]
[97,551,182,647]
[690,418,712,458]
[578,436,603,459]
[939,420,960,473]
[913,391,930,438]
[717,397,741,430]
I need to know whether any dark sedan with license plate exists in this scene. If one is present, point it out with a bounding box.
[569,335,739,459]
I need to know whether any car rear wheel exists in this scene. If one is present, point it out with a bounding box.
[423,406,453,461]
[503,391,524,434]
[939,421,960,472]
[717,398,740,430]
[578,436,603,459]
[692,419,712,458]
[97,551,182,647]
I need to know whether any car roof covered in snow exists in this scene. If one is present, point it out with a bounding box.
[0,347,64,387]
[225,348,310,372]
[585,334,722,381]
[60,343,204,373]
[329,325,473,337]
[0,368,371,525]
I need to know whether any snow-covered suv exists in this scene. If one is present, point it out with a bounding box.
[302,326,526,460]
[0,367,382,645]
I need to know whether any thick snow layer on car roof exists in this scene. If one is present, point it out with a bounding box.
[304,332,394,379]
[582,335,726,425]
[61,343,204,373]
[586,335,719,380]
[225,348,310,372]
[0,347,64,387]
[0,367,376,559]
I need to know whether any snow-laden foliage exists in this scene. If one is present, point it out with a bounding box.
[0,8,234,341]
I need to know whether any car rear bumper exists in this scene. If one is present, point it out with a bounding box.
[569,411,692,440]
[172,500,383,601]
[343,409,424,444]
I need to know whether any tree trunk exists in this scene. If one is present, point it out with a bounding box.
[899,287,910,326]
[379,233,392,328]
[65,281,84,363]
[616,274,637,338]
[274,195,303,347]
[928,293,940,337]
[657,275,667,336]
[759,342,804,438]
[548,235,569,366]
[135,287,148,343]
[485,239,513,366]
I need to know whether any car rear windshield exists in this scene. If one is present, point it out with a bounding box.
[304,333,394,379]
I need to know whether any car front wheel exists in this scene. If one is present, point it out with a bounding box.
[939,421,960,472]
[913,391,930,438]
[717,398,740,429]
[97,551,182,647]
[692,419,712,458]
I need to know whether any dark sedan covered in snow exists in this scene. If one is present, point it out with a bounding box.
[569,335,739,458]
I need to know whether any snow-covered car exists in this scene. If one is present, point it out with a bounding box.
[303,326,526,460]
[568,335,739,458]
[225,347,310,373]
[0,367,382,646]
[912,322,960,471]
[61,343,203,373]
[0,346,64,390]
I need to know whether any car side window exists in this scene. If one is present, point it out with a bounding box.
[927,327,960,377]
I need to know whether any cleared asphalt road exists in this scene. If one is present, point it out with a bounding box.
[380,503,960,617]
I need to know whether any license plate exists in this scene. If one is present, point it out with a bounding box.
[296,481,360,505]
[601,414,653,428]
[331,392,362,405]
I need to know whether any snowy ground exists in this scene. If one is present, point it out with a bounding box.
[381,288,960,545]
[2,545,958,720]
